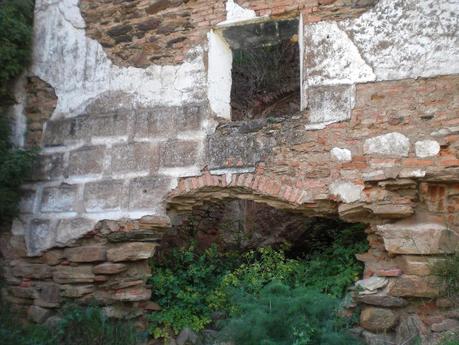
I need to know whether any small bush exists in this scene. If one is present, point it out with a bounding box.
[57,305,141,345]
[431,252,459,297]
[0,0,34,100]
[148,244,241,338]
[0,295,142,345]
[0,115,37,223]
[218,281,362,345]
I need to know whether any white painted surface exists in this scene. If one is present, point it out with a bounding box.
[364,132,410,157]
[329,181,363,203]
[33,0,207,119]
[207,31,233,119]
[330,147,352,162]
[220,0,257,25]
[415,140,441,158]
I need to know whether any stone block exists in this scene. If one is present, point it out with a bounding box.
[9,286,37,299]
[53,266,95,284]
[207,133,274,169]
[160,139,199,167]
[71,114,129,139]
[55,218,96,247]
[329,181,363,203]
[68,146,105,176]
[84,180,124,212]
[388,275,440,298]
[31,153,64,181]
[28,305,52,323]
[107,242,158,262]
[25,219,56,256]
[12,261,53,279]
[43,249,65,266]
[40,184,78,212]
[128,175,172,209]
[134,108,177,138]
[93,262,127,275]
[377,221,458,254]
[356,293,408,308]
[112,286,151,302]
[43,119,71,147]
[111,142,159,173]
[176,103,206,132]
[415,140,440,158]
[34,282,61,308]
[360,307,397,332]
[64,245,106,263]
[363,132,410,157]
[307,85,354,124]
[60,285,95,298]
[19,189,36,214]
[396,255,444,276]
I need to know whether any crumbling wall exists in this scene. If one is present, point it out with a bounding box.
[1,0,459,343]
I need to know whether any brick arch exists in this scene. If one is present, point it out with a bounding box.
[166,170,338,218]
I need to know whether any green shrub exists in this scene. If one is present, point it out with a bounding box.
[438,332,459,345]
[0,115,37,223]
[431,252,459,297]
[57,304,141,345]
[0,294,142,345]
[148,244,241,338]
[0,0,34,100]
[218,281,362,345]
[148,224,367,340]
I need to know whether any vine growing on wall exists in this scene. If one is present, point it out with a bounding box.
[0,0,36,225]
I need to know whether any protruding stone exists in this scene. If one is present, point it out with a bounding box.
[330,147,352,162]
[112,286,151,302]
[329,181,363,203]
[377,221,458,254]
[13,262,52,279]
[53,266,95,284]
[356,293,408,308]
[43,249,65,266]
[396,255,444,276]
[34,282,61,308]
[360,307,397,332]
[64,246,106,263]
[55,218,96,247]
[93,262,127,275]
[364,132,410,157]
[356,277,389,293]
[61,285,95,298]
[28,305,52,323]
[107,242,158,262]
[431,319,459,332]
[415,140,440,158]
[388,275,440,298]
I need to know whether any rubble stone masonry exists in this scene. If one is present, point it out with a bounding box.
[1,0,459,343]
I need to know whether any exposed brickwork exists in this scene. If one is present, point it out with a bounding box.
[79,0,377,67]
[24,77,57,147]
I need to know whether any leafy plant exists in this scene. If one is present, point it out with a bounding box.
[57,304,141,345]
[217,281,362,345]
[0,0,34,101]
[0,115,37,223]
[438,332,459,345]
[148,244,241,338]
[431,252,459,297]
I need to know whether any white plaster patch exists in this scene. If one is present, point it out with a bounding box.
[304,21,376,86]
[303,0,459,93]
[415,140,440,158]
[32,0,207,118]
[399,169,426,178]
[329,181,363,203]
[330,147,352,162]
[364,132,410,157]
[207,31,232,119]
[220,0,257,25]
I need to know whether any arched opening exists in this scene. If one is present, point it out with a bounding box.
[146,190,369,344]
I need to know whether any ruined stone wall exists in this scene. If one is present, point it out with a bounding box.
[1,0,459,343]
